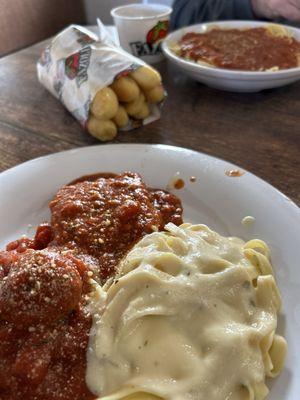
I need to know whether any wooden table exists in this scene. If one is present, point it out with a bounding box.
[0,38,299,204]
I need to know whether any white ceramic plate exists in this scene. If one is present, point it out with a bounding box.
[0,144,299,399]
[162,21,300,92]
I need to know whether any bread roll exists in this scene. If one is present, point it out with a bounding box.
[124,92,145,116]
[132,102,150,120]
[90,87,118,120]
[113,105,129,128]
[87,117,117,141]
[111,76,140,102]
[144,85,165,103]
[130,66,161,91]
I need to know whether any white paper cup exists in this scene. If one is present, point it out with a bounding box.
[111,3,172,64]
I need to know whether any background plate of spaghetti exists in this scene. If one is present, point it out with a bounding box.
[0,144,299,400]
[162,21,300,92]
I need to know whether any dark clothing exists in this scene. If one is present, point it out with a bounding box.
[171,0,254,29]
[170,0,299,29]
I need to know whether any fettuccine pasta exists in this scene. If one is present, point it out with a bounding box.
[86,223,287,400]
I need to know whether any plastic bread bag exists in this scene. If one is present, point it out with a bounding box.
[37,21,166,141]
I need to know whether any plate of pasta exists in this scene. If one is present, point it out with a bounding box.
[162,21,300,92]
[0,144,299,400]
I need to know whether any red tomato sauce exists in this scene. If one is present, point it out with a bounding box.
[178,28,300,71]
[0,172,183,400]
[49,172,182,282]
[6,224,53,254]
[0,250,93,400]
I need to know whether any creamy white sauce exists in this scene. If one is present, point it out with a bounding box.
[86,223,284,400]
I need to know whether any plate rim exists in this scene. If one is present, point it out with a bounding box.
[0,143,298,213]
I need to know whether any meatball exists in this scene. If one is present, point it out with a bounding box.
[0,250,83,327]
[49,172,183,282]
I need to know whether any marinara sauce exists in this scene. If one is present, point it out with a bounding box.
[178,27,300,71]
[0,249,93,400]
[50,172,183,282]
[0,172,183,400]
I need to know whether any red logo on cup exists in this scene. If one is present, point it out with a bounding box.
[146,20,169,44]
[129,20,169,57]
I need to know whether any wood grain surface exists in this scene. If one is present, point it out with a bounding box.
[0,39,299,204]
